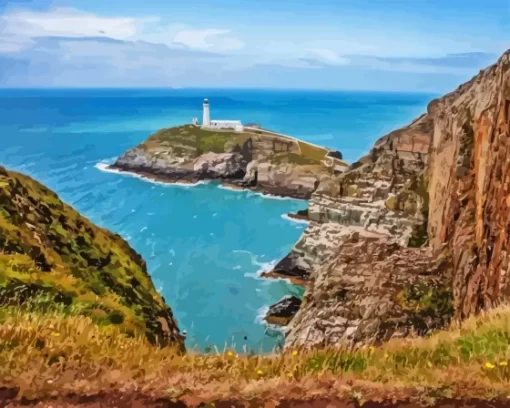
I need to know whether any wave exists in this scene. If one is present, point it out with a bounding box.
[95,161,206,188]
[255,305,270,325]
[281,213,310,225]
[233,249,278,280]
[217,184,306,202]
[255,306,286,336]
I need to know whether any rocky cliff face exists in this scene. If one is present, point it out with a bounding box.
[0,167,184,350]
[279,112,445,347]
[277,51,510,348]
[427,50,510,318]
[113,125,344,199]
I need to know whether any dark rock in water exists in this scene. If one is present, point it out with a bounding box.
[287,208,309,222]
[264,295,302,326]
[261,253,310,285]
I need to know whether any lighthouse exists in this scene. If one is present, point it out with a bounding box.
[202,98,211,127]
[198,98,244,132]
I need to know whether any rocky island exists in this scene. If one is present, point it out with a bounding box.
[111,124,348,200]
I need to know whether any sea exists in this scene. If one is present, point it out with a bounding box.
[0,88,433,352]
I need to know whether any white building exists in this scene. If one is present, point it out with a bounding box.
[199,98,244,132]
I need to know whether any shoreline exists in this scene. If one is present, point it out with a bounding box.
[105,163,311,201]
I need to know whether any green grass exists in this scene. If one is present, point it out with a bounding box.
[0,166,182,348]
[141,125,335,169]
[146,125,246,154]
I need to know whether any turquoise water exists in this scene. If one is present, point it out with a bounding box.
[0,88,432,352]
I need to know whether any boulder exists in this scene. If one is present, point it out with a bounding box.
[193,152,246,179]
[265,296,302,326]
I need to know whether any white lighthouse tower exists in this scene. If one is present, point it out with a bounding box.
[202,98,211,127]
[198,98,244,132]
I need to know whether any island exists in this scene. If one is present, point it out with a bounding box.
[110,99,349,200]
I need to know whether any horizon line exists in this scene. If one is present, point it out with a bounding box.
[0,86,439,95]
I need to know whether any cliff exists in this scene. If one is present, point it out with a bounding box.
[427,50,510,318]
[276,50,510,348]
[0,166,184,349]
[112,125,348,199]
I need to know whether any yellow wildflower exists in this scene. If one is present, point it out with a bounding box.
[287,372,293,378]
[53,333,61,337]
[256,369,263,375]
[292,350,298,356]
[227,351,234,357]
[384,353,389,359]
[500,361,508,367]
[485,362,496,369]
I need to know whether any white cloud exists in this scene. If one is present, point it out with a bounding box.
[173,28,244,51]
[0,7,244,54]
[0,7,153,41]
[305,48,350,66]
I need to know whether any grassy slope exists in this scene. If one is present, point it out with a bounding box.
[0,166,182,348]
[2,301,510,405]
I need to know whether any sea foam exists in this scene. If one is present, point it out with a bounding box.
[95,161,206,188]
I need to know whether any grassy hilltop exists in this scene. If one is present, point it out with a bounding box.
[141,124,334,165]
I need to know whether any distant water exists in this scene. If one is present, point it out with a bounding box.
[0,88,432,352]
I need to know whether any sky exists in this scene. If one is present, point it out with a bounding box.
[0,0,508,91]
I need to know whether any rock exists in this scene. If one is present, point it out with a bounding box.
[265,296,302,326]
[243,160,259,184]
[193,152,246,179]
[285,237,453,348]
[257,162,320,199]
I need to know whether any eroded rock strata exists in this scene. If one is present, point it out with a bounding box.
[278,50,510,348]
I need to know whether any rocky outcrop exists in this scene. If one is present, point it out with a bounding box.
[264,295,302,326]
[0,166,184,350]
[112,125,342,199]
[286,236,452,348]
[193,152,245,178]
[267,115,431,284]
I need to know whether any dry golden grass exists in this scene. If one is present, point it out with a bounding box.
[2,304,510,405]
[297,141,328,162]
